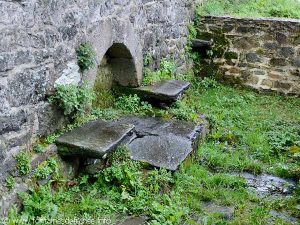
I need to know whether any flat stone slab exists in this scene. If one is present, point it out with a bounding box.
[132,80,190,103]
[56,120,134,158]
[233,172,296,197]
[118,116,204,171]
[117,116,202,141]
[129,135,193,171]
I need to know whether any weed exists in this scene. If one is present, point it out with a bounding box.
[76,42,97,72]
[6,176,15,190]
[33,144,45,153]
[115,94,153,115]
[143,59,176,85]
[49,83,95,119]
[34,163,52,180]
[15,152,31,175]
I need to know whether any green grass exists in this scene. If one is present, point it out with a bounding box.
[198,0,300,19]
[10,76,300,224]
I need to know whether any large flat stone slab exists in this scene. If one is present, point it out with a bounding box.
[117,116,202,142]
[129,135,193,171]
[131,80,190,103]
[118,116,205,171]
[56,120,134,158]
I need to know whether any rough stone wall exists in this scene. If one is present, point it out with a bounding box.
[0,0,195,183]
[198,16,300,95]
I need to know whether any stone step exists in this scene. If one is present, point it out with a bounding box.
[192,39,213,49]
[57,116,206,171]
[129,80,190,104]
[118,116,205,171]
[56,120,135,158]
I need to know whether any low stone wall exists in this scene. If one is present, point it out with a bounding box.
[198,16,300,95]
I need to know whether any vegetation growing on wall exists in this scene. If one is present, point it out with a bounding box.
[199,0,300,19]
[143,56,177,85]
[76,43,97,72]
[48,83,95,119]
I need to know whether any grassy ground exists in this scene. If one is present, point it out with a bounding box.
[198,0,300,19]
[9,75,300,224]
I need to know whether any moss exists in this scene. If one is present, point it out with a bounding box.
[224,52,238,60]
[198,32,214,41]
[93,65,115,109]
[256,48,265,55]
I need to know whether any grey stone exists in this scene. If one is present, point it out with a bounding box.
[56,120,135,158]
[129,135,193,171]
[131,80,190,103]
[279,47,295,58]
[292,58,300,67]
[54,62,81,87]
[245,53,261,63]
[269,210,299,224]
[118,217,147,225]
[270,58,287,66]
[117,116,202,142]
[202,202,234,220]
[0,110,27,135]
[233,173,296,197]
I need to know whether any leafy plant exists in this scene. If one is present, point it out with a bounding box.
[34,158,59,180]
[143,59,176,85]
[6,176,15,190]
[200,77,220,90]
[33,144,45,153]
[19,185,58,219]
[267,121,300,154]
[76,42,97,72]
[15,152,31,175]
[115,94,153,115]
[144,52,154,66]
[49,83,95,118]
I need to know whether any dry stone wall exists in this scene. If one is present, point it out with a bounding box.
[198,16,300,95]
[0,0,195,182]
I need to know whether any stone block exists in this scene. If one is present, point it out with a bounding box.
[270,58,287,66]
[246,53,261,63]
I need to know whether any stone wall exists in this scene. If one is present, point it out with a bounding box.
[198,16,300,95]
[0,0,195,185]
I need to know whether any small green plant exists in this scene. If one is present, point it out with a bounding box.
[34,158,59,180]
[44,134,60,144]
[76,42,97,72]
[115,94,153,115]
[144,52,154,66]
[143,59,176,85]
[33,144,45,153]
[200,77,220,90]
[169,100,198,121]
[18,185,58,219]
[267,121,300,154]
[34,163,52,180]
[49,83,95,118]
[15,152,31,175]
[6,176,15,190]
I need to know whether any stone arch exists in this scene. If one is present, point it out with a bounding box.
[85,18,143,87]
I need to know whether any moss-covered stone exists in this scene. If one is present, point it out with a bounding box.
[225,52,238,60]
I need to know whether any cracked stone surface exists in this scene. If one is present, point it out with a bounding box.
[131,80,190,103]
[120,116,204,171]
[56,120,135,158]
[117,116,202,141]
[129,135,193,171]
